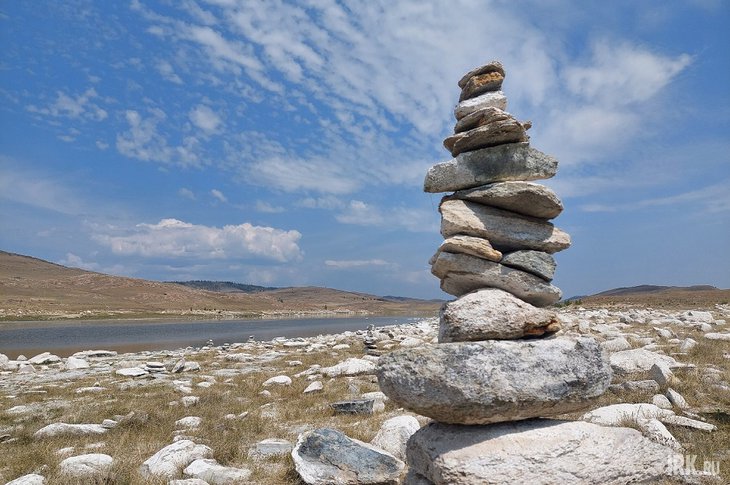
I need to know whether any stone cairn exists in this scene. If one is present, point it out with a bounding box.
[376,62,674,483]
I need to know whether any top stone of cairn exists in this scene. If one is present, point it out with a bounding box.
[458,61,505,101]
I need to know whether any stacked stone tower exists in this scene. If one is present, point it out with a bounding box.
[375,62,634,483]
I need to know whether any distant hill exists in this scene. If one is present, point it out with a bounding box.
[170,280,278,293]
[0,250,441,321]
[593,284,719,297]
[573,284,729,309]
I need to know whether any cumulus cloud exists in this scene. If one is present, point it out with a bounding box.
[92,218,302,262]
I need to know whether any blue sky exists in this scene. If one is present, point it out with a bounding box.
[1,0,728,299]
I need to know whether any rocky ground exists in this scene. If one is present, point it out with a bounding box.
[1,304,728,484]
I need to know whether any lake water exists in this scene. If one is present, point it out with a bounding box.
[0,315,424,358]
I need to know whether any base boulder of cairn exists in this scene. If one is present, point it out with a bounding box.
[377,337,611,425]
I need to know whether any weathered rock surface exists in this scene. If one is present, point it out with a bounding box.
[292,428,404,485]
[183,458,252,484]
[65,357,90,370]
[454,91,507,120]
[370,416,421,462]
[443,108,527,156]
[434,235,502,263]
[432,251,562,306]
[139,439,213,480]
[440,199,571,253]
[459,69,505,101]
[330,399,375,415]
[610,348,680,375]
[458,61,505,88]
[59,453,113,478]
[446,180,563,219]
[424,143,557,192]
[406,420,676,485]
[439,288,559,342]
[5,474,46,485]
[248,438,293,459]
[321,358,376,377]
[34,422,107,439]
[500,250,556,281]
[28,352,61,365]
[377,337,611,424]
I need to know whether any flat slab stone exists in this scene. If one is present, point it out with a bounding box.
[459,64,505,101]
[443,108,527,156]
[500,250,556,281]
[610,349,680,375]
[431,251,562,306]
[433,235,502,263]
[424,143,557,193]
[454,91,507,120]
[377,337,611,425]
[447,181,563,221]
[458,60,505,88]
[440,199,570,253]
[439,288,559,342]
[183,458,252,483]
[330,399,375,415]
[292,428,404,484]
[406,419,676,485]
[34,423,107,439]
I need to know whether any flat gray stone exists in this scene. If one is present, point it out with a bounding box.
[443,108,527,156]
[500,250,556,281]
[454,91,507,120]
[446,181,563,219]
[292,428,404,484]
[377,337,611,425]
[432,251,562,306]
[610,349,680,375]
[406,420,675,485]
[424,143,557,193]
[439,288,559,342]
[440,199,571,253]
[433,235,502,263]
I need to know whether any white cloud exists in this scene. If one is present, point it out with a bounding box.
[211,188,227,202]
[335,200,437,233]
[0,162,83,215]
[296,196,344,210]
[27,87,107,122]
[59,252,99,271]
[96,140,109,150]
[325,259,394,269]
[92,218,302,262]
[189,104,222,134]
[156,60,184,84]
[178,187,196,200]
[255,200,285,213]
[116,109,202,167]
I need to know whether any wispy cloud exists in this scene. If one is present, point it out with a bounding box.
[325,259,395,269]
[92,218,302,262]
[210,188,227,203]
[178,187,196,200]
[189,104,222,134]
[335,200,438,233]
[255,200,285,213]
[0,162,83,215]
[27,87,107,122]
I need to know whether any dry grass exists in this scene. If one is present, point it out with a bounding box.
[0,342,407,484]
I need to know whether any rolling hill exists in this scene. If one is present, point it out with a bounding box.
[0,250,441,321]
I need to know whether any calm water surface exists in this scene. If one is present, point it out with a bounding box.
[0,316,423,358]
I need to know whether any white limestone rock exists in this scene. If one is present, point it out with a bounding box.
[183,458,251,484]
[610,349,680,375]
[439,288,559,342]
[406,420,676,485]
[5,474,46,485]
[321,358,376,377]
[59,453,113,479]
[262,375,292,386]
[370,416,421,461]
[34,423,107,439]
[377,337,611,425]
[139,440,213,480]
